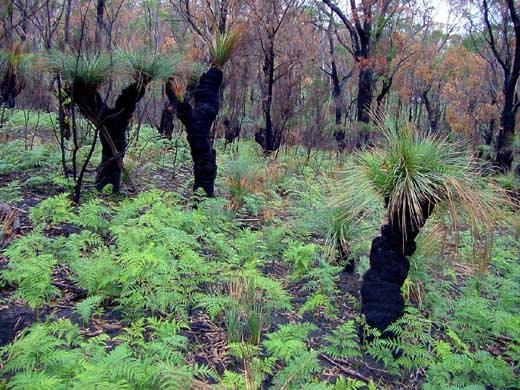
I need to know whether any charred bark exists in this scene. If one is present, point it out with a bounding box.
[95,0,105,51]
[322,0,378,128]
[324,16,346,151]
[376,78,392,111]
[255,126,282,153]
[422,86,441,134]
[331,70,346,150]
[0,70,22,108]
[72,82,146,193]
[261,36,276,154]
[357,67,373,124]
[361,201,434,333]
[495,102,516,171]
[482,0,520,171]
[223,117,240,143]
[166,67,223,197]
[158,101,175,139]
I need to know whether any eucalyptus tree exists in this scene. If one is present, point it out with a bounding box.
[246,0,305,154]
[322,0,419,128]
[481,0,520,172]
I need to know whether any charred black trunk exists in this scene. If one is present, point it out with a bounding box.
[357,67,373,125]
[72,82,146,193]
[260,36,276,154]
[495,106,516,172]
[422,87,441,134]
[331,76,346,152]
[167,67,223,197]
[0,71,21,108]
[255,126,282,153]
[334,131,346,152]
[223,117,241,143]
[158,101,175,139]
[376,78,392,112]
[361,201,434,333]
[484,118,495,146]
[325,17,346,152]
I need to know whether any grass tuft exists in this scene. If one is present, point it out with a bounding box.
[117,48,179,83]
[209,28,241,67]
[46,50,113,89]
[336,118,506,265]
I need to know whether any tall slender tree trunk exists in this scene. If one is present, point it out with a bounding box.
[332,78,346,151]
[218,0,228,33]
[361,201,434,332]
[496,100,516,171]
[63,0,72,47]
[95,0,105,51]
[483,0,520,171]
[357,67,373,124]
[261,36,276,153]
[325,16,345,151]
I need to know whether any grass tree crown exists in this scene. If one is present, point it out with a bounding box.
[209,28,242,68]
[337,119,503,242]
[46,48,180,89]
[46,51,114,89]
[116,48,180,84]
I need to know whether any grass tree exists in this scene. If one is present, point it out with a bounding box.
[48,49,177,195]
[165,29,240,197]
[0,45,31,108]
[338,120,501,333]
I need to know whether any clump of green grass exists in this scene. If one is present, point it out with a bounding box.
[339,120,501,238]
[209,28,241,67]
[117,48,180,83]
[46,50,114,88]
[324,208,365,262]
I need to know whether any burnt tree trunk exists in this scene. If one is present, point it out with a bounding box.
[325,17,346,151]
[482,0,520,171]
[261,35,276,154]
[361,201,434,333]
[422,86,440,134]
[331,66,346,151]
[322,0,377,128]
[95,0,105,51]
[496,100,517,171]
[158,101,175,139]
[376,78,392,112]
[72,82,146,193]
[223,117,241,144]
[357,66,373,125]
[63,0,72,46]
[166,67,223,197]
[0,70,22,108]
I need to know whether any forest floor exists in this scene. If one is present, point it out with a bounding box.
[0,110,519,390]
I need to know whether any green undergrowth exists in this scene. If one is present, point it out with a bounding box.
[1,130,519,389]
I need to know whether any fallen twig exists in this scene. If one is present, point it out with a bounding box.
[319,353,371,383]
[0,202,27,214]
